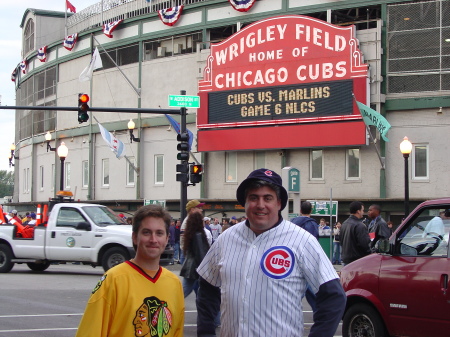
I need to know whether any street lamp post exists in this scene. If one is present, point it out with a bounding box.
[45,131,56,152]
[128,119,140,143]
[57,142,68,191]
[400,136,412,217]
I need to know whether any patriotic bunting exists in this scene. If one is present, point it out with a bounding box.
[63,33,78,51]
[229,0,256,12]
[158,5,184,26]
[103,19,123,38]
[37,45,48,62]
[11,68,18,82]
[20,60,28,74]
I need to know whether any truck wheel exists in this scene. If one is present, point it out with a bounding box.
[0,244,15,273]
[102,247,129,272]
[27,262,50,272]
[343,303,388,337]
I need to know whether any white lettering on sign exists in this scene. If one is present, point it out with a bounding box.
[215,68,289,89]
[295,24,346,52]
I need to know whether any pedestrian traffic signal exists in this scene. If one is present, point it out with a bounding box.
[78,93,90,123]
[177,132,189,161]
[190,164,203,184]
[176,163,189,183]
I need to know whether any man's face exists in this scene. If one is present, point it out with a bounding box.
[190,206,203,215]
[245,186,281,235]
[132,217,169,263]
[367,206,378,220]
[355,206,365,219]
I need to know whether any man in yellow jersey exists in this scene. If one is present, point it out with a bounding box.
[76,204,184,337]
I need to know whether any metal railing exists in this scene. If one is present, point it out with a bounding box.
[67,0,207,34]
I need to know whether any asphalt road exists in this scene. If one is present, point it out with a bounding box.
[0,262,343,336]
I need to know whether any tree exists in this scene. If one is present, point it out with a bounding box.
[0,171,14,198]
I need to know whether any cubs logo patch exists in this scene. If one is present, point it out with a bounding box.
[260,246,295,279]
[264,170,273,177]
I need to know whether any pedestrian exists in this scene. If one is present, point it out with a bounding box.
[340,201,371,265]
[209,217,222,242]
[174,219,181,263]
[168,218,176,265]
[387,221,394,235]
[180,199,205,264]
[332,222,342,264]
[27,213,37,226]
[196,168,345,337]
[291,201,319,239]
[367,204,391,251]
[221,218,231,232]
[180,212,210,298]
[9,210,23,225]
[126,217,132,225]
[75,204,184,337]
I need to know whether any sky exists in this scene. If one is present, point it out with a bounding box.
[0,0,96,171]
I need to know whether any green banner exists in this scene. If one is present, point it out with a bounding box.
[357,101,391,142]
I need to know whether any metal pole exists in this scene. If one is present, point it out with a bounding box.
[180,90,187,222]
[60,157,66,191]
[404,154,409,217]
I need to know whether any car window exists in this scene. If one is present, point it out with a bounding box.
[82,206,123,226]
[56,208,88,228]
[396,207,449,257]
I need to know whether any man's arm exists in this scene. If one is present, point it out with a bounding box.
[196,277,221,337]
[309,279,346,337]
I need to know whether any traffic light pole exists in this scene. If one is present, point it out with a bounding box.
[179,90,188,223]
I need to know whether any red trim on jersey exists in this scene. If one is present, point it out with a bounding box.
[126,260,162,283]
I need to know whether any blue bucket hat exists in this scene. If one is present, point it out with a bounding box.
[236,168,288,211]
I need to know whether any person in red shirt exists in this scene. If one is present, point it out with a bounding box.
[10,210,23,225]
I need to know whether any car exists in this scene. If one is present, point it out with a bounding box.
[340,198,450,337]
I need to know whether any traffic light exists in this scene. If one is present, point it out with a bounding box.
[176,163,189,183]
[177,132,189,161]
[190,163,203,184]
[78,93,90,123]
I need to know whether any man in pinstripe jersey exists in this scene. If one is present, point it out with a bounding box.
[196,168,346,337]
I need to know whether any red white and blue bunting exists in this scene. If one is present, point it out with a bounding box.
[158,5,184,26]
[103,19,123,38]
[37,45,48,62]
[63,33,78,51]
[229,0,256,12]
[20,60,28,74]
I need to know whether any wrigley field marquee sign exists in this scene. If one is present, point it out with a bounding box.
[197,15,369,152]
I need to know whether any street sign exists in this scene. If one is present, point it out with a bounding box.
[288,168,300,193]
[144,200,166,208]
[168,95,200,108]
[308,200,338,216]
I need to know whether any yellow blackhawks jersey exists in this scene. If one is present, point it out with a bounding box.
[76,261,185,337]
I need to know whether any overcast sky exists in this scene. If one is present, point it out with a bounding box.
[0,0,96,171]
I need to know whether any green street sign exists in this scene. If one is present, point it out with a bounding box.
[308,200,338,216]
[288,168,300,193]
[168,95,200,108]
[144,200,166,208]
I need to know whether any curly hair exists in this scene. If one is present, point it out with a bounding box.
[183,212,208,255]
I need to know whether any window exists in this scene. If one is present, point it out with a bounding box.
[254,152,265,169]
[154,155,163,184]
[412,144,429,180]
[102,159,109,186]
[23,19,34,55]
[65,162,71,189]
[310,150,323,180]
[395,206,449,257]
[39,166,44,190]
[346,148,360,180]
[56,208,87,228]
[127,157,136,185]
[100,43,139,70]
[82,161,89,188]
[226,152,237,182]
[144,32,202,60]
[23,168,30,193]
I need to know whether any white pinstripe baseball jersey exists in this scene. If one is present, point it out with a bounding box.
[197,219,338,337]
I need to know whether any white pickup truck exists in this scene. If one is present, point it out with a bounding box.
[0,202,137,273]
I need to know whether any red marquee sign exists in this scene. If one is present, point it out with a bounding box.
[197,15,369,152]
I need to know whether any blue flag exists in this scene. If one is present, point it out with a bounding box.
[165,114,194,150]
[356,101,391,142]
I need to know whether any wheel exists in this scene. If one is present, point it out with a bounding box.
[102,247,129,272]
[343,303,388,337]
[27,261,50,272]
[0,244,15,273]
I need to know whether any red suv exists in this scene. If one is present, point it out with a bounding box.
[340,198,450,337]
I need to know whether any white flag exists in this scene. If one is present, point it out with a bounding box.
[79,47,103,82]
[98,122,125,159]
